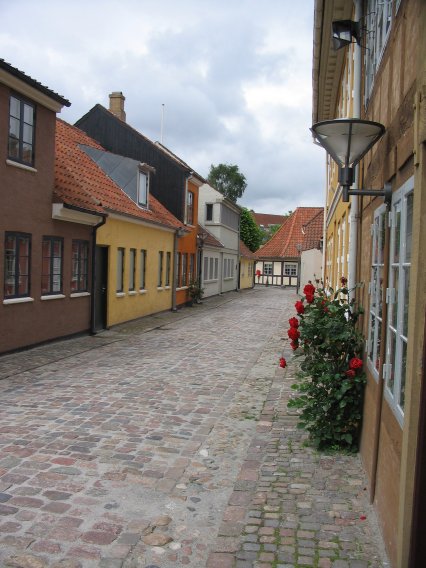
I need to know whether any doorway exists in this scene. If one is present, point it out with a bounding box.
[94,246,108,331]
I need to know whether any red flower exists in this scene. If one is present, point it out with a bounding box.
[303,283,315,296]
[289,317,299,328]
[295,300,305,314]
[290,340,299,351]
[349,357,363,370]
[279,357,287,369]
[287,327,300,341]
[341,276,348,286]
[345,369,356,378]
[305,293,314,304]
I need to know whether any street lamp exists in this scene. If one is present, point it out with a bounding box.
[311,118,392,204]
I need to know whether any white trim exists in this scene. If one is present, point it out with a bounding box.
[106,212,177,233]
[52,203,103,226]
[157,286,164,291]
[0,69,66,112]
[139,289,147,294]
[116,292,126,298]
[3,297,34,305]
[70,292,90,298]
[41,294,66,301]
[128,291,137,296]
[6,159,37,173]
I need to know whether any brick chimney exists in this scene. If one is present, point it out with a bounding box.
[109,92,126,122]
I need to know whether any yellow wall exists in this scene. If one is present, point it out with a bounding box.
[97,217,174,326]
[240,257,255,289]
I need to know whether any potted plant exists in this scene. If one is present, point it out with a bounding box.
[188,280,204,305]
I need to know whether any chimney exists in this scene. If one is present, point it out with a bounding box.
[109,92,126,122]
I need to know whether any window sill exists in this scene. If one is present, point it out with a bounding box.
[128,290,137,296]
[157,287,164,291]
[165,286,171,290]
[177,286,189,291]
[116,292,126,298]
[3,297,35,305]
[70,292,90,298]
[41,294,66,301]
[139,289,147,295]
[6,159,37,173]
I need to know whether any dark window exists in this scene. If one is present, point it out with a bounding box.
[187,191,194,225]
[206,203,213,221]
[129,248,136,291]
[166,252,171,287]
[140,249,147,289]
[158,251,164,287]
[42,236,63,295]
[9,95,35,166]
[182,253,188,286]
[4,232,31,298]
[117,248,125,292]
[71,240,89,292]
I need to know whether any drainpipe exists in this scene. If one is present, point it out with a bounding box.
[348,0,362,298]
[90,215,107,334]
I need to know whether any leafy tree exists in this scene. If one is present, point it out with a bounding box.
[240,208,263,252]
[207,163,247,203]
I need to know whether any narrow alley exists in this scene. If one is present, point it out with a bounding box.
[0,287,388,568]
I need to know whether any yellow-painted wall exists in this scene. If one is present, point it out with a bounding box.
[240,257,255,289]
[97,217,175,326]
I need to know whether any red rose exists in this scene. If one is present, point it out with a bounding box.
[295,301,305,314]
[349,357,363,370]
[345,369,356,378]
[305,294,314,304]
[279,357,287,369]
[341,276,348,286]
[287,327,300,341]
[303,283,315,296]
[290,340,299,351]
[288,317,299,328]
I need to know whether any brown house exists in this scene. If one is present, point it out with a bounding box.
[0,59,103,353]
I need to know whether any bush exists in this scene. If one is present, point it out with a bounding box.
[287,278,366,451]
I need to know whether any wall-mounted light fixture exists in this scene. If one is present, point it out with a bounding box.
[311,118,392,204]
[332,19,361,50]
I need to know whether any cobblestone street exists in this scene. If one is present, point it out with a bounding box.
[0,287,389,568]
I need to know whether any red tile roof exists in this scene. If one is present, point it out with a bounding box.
[197,224,224,248]
[54,119,182,230]
[239,240,258,259]
[301,209,324,251]
[258,207,324,259]
[252,212,287,227]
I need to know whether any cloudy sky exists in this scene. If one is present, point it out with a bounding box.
[1,0,325,213]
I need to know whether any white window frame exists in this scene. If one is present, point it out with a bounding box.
[264,262,273,276]
[284,263,297,277]
[366,203,387,380]
[138,171,149,208]
[384,177,414,426]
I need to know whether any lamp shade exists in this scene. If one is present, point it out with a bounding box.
[311,118,385,168]
[331,20,360,50]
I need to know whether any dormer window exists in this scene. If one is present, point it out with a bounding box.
[9,95,35,166]
[137,163,155,209]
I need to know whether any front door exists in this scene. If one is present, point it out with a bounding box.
[94,246,108,331]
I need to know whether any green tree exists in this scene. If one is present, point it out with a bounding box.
[207,163,247,203]
[240,208,263,252]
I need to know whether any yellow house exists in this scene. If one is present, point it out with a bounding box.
[55,119,183,330]
[239,240,257,290]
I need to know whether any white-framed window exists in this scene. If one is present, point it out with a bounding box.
[140,249,146,290]
[203,256,209,281]
[138,171,148,208]
[364,0,393,104]
[210,257,215,280]
[72,240,89,293]
[206,203,213,221]
[189,253,195,284]
[284,263,297,276]
[116,248,125,293]
[158,251,163,287]
[166,252,171,287]
[9,95,35,166]
[186,191,194,225]
[128,248,136,291]
[264,262,273,276]
[214,258,218,280]
[41,236,63,295]
[384,178,414,425]
[4,232,31,298]
[367,204,387,379]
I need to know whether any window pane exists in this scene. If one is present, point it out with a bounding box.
[129,249,136,290]
[393,208,401,263]
[368,314,375,361]
[117,249,124,292]
[400,340,407,410]
[209,257,214,280]
[214,258,218,279]
[204,256,208,280]
[138,172,148,206]
[22,143,33,163]
[23,123,33,144]
[405,193,413,263]
[10,96,20,118]
[387,330,396,393]
[403,267,410,337]
[140,250,146,289]
[9,116,20,138]
[375,318,382,371]
[23,103,34,125]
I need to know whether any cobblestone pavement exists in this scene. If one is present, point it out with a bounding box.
[0,287,389,568]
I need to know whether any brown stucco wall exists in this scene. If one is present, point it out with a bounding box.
[0,83,93,353]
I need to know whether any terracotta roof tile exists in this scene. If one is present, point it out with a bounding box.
[54,119,182,230]
[252,212,287,227]
[197,224,224,248]
[258,207,324,259]
[239,240,258,259]
[301,209,324,251]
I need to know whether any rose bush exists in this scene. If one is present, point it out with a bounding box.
[287,279,366,451]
